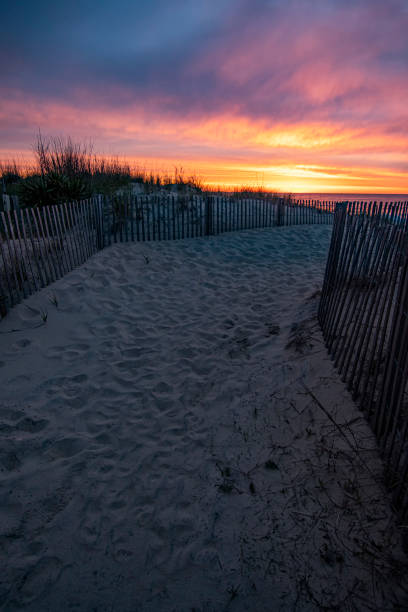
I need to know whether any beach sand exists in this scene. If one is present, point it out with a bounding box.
[0,225,407,611]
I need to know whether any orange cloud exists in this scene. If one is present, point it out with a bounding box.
[1,92,407,193]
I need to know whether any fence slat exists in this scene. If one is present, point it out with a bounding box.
[1,212,21,305]
[319,200,408,522]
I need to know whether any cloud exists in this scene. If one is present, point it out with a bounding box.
[2,0,407,118]
[1,0,407,191]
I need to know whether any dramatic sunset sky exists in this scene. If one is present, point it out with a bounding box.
[1,0,408,192]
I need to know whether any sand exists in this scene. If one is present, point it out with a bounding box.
[0,225,407,611]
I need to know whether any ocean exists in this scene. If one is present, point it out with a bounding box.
[296,193,408,203]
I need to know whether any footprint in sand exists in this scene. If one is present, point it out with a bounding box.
[46,437,85,460]
[121,347,142,358]
[78,504,103,547]
[40,486,74,524]
[0,406,25,422]
[17,556,63,606]
[0,451,22,471]
[15,338,31,348]
[15,417,48,433]
[70,374,88,384]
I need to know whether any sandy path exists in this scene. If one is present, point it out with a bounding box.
[0,226,407,611]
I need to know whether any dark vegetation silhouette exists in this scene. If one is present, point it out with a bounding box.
[0,135,206,208]
[1,135,291,209]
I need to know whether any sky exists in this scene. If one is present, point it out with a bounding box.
[1,0,408,192]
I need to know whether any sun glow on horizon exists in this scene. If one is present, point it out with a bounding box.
[2,1,408,195]
[1,149,408,195]
[1,103,408,194]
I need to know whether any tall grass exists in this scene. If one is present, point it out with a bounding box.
[1,136,205,207]
[204,184,291,201]
[139,166,203,193]
[0,160,24,197]
[19,134,134,206]
[1,134,289,207]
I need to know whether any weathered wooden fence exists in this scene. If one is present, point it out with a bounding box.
[0,197,103,316]
[0,194,334,317]
[1,194,20,212]
[319,200,408,521]
[101,194,335,245]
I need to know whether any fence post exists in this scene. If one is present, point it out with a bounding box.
[276,197,284,226]
[0,294,7,318]
[377,237,408,443]
[95,195,105,250]
[0,234,8,317]
[11,196,19,211]
[318,202,346,326]
[205,195,212,236]
[2,194,11,213]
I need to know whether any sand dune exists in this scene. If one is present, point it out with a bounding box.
[0,226,407,611]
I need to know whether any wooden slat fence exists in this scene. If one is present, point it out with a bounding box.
[0,197,103,316]
[102,194,335,244]
[1,194,20,213]
[319,200,408,521]
[0,194,334,318]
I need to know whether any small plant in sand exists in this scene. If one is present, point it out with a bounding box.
[216,462,240,494]
[226,584,240,602]
[218,481,235,494]
[285,320,314,353]
[265,459,279,471]
[48,293,58,308]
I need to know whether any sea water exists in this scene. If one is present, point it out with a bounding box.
[297,193,408,203]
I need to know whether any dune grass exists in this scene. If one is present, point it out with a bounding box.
[1,135,291,208]
[1,135,207,208]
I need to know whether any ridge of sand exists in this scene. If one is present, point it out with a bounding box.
[0,226,407,611]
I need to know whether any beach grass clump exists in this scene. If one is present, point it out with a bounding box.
[19,171,89,208]
[1,137,204,206]
[141,166,203,194]
[1,134,133,208]
[0,160,24,196]
[16,134,133,207]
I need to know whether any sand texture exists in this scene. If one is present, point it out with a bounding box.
[0,226,407,611]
